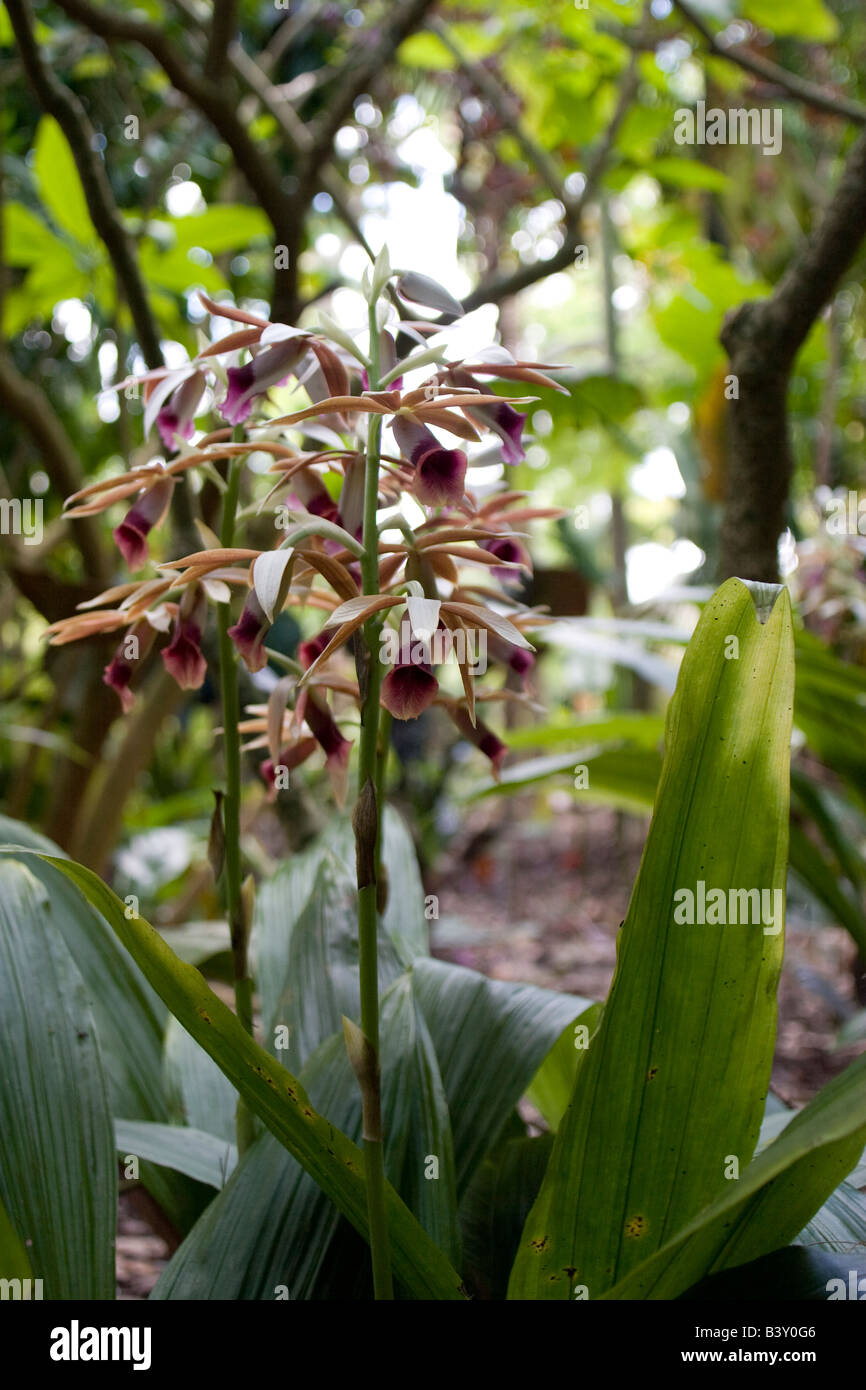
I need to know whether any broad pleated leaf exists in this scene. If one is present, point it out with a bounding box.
[25,853,465,1301]
[525,1004,603,1132]
[114,1121,237,1190]
[153,968,459,1298]
[604,1051,866,1299]
[254,852,404,1066]
[0,861,115,1298]
[413,957,590,1195]
[163,1014,238,1144]
[509,578,795,1299]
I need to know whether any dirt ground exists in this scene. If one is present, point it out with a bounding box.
[116,797,865,1296]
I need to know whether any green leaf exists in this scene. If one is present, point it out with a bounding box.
[472,746,662,814]
[461,1134,555,1301]
[254,850,404,1066]
[0,819,168,1125]
[509,579,795,1299]
[0,1193,33,1284]
[322,807,430,963]
[24,852,466,1301]
[648,157,731,192]
[166,206,272,254]
[0,860,115,1298]
[741,0,838,42]
[525,1003,603,1132]
[154,968,460,1299]
[413,957,591,1195]
[604,1051,866,1299]
[33,115,97,247]
[164,1014,239,1145]
[0,823,210,1234]
[139,242,227,296]
[1,202,61,266]
[788,822,866,955]
[115,1121,237,1189]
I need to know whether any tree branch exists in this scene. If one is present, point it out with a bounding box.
[300,0,439,187]
[0,353,109,583]
[672,0,866,126]
[719,126,866,581]
[461,59,639,312]
[52,0,304,319]
[6,0,163,368]
[427,18,576,211]
[204,0,238,81]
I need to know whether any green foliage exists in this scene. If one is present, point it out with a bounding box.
[2,580,864,1301]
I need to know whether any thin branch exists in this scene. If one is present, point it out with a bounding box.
[719,126,866,580]
[428,18,576,212]
[5,0,163,368]
[204,0,238,81]
[461,59,639,312]
[301,0,439,186]
[0,353,109,583]
[226,38,377,264]
[52,0,303,309]
[672,0,866,126]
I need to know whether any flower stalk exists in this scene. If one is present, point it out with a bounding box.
[217,433,256,1156]
[352,297,393,1299]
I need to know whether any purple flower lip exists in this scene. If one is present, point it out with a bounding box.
[392,417,466,507]
[452,705,508,777]
[162,587,208,690]
[298,630,331,670]
[228,591,270,673]
[478,729,507,774]
[261,737,318,797]
[415,446,467,506]
[484,534,530,583]
[488,401,526,465]
[445,368,527,464]
[162,618,206,689]
[381,659,439,720]
[103,654,135,712]
[113,476,175,570]
[156,371,205,452]
[222,340,304,425]
[509,647,535,678]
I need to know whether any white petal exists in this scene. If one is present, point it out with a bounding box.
[406,596,441,642]
[253,550,293,622]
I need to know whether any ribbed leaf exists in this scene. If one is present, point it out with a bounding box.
[525,1003,603,1132]
[254,852,404,1066]
[163,1014,238,1144]
[604,1052,866,1299]
[0,861,115,1298]
[25,853,466,1301]
[509,578,795,1299]
[413,957,590,1195]
[0,818,167,1123]
[153,970,459,1298]
[114,1122,237,1190]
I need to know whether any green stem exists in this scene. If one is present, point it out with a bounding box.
[353,300,393,1299]
[216,440,255,1156]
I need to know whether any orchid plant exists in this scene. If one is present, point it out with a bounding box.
[43,248,566,1296]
